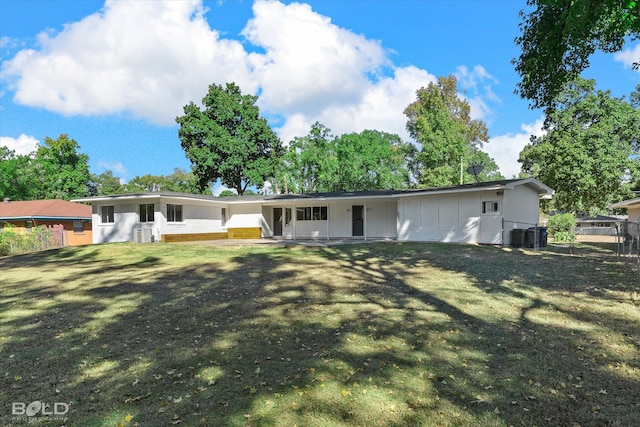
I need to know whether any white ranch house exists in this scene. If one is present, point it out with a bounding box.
[72,178,553,245]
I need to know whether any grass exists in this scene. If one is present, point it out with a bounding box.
[1,241,638,426]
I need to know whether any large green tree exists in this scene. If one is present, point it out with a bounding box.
[277,123,413,193]
[176,82,283,195]
[519,78,640,214]
[125,168,203,194]
[280,122,336,193]
[0,147,37,200]
[404,75,502,187]
[334,130,413,191]
[90,170,125,196]
[514,0,640,111]
[34,134,92,200]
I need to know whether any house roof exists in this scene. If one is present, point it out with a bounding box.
[576,214,624,223]
[0,199,92,221]
[72,178,554,205]
[610,197,640,209]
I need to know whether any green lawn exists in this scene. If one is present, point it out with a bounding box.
[1,242,638,426]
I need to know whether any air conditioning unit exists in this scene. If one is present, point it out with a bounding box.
[134,228,153,244]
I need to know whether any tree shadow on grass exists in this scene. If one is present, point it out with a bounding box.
[0,242,638,426]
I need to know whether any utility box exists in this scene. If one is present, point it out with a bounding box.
[134,228,153,244]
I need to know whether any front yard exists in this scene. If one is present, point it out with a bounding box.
[1,242,638,426]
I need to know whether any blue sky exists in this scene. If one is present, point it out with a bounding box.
[1,0,639,191]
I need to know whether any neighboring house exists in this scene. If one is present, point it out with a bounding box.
[610,197,640,239]
[575,214,625,236]
[72,178,553,246]
[610,198,640,223]
[0,199,92,246]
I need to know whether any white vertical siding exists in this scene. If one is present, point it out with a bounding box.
[398,191,506,244]
[365,200,397,238]
[329,201,352,238]
[502,186,541,244]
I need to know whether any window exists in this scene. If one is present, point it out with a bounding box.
[167,204,183,222]
[221,208,227,226]
[285,208,292,226]
[482,201,500,214]
[101,206,115,223]
[73,221,84,234]
[296,206,328,221]
[139,203,155,222]
[313,206,327,220]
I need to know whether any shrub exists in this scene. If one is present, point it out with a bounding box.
[548,213,576,242]
[0,224,57,256]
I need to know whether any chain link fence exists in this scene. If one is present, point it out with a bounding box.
[615,220,640,278]
[503,219,639,279]
[0,225,68,256]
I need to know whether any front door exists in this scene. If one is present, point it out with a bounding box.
[352,205,364,237]
[273,208,283,236]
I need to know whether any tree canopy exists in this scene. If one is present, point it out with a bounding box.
[277,123,413,193]
[176,82,283,195]
[1,134,92,201]
[0,146,35,201]
[519,78,640,214]
[514,0,640,110]
[34,134,92,200]
[404,75,502,187]
[90,170,125,196]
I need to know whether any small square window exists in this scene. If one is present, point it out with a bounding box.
[73,221,84,233]
[101,206,115,223]
[482,201,500,214]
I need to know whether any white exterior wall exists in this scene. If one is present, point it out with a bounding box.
[502,185,541,244]
[93,202,154,243]
[83,180,548,244]
[93,198,229,243]
[264,200,397,240]
[365,200,397,238]
[159,199,226,238]
[397,191,506,244]
[328,201,351,238]
[227,202,270,237]
[628,206,640,223]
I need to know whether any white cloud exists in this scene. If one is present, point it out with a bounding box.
[276,65,436,144]
[486,118,545,179]
[456,65,501,122]
[243,0,389,116]
[96,160,127,176]
[0,134,39,155]
[1,0,254,125]
[614,43,640,70]
[456,65,499,91]
[212,183,236,196]
[1,0,495,149]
